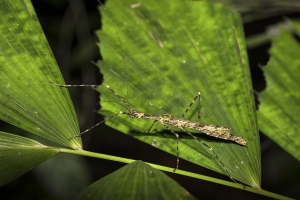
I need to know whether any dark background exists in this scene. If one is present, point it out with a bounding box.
[1,0,300,199]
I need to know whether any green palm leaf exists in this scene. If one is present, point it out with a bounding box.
[257,21,300,162]
[0,0,81,149]
[73,160,196,200]
[0,131,58,187]
[97,0,260,187]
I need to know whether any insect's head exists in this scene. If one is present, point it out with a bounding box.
[129,110,145,119]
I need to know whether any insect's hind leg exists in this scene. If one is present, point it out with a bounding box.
[177,126,238,184]
[181,92,202,119]
[160,124,180,172]
[147,121,181,164]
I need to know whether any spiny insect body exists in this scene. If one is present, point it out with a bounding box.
[132,111,247,146]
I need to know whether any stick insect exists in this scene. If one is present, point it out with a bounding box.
[51,81,246,184]
[51,0,247,184]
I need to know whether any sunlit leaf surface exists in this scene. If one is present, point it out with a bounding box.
[0,0,81,149]
[97,0,260,187]
[257,21,300,162]
[73,161,196,200]
[0,131,58,187]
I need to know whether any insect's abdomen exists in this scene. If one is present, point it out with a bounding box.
[164,117,247,146]
[197,125,247,146]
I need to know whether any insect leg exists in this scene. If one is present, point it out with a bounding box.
[181,92,202,119]
[51,82,133,111]
[160,124,180,172]
[49,82,100,88]
[177,126,237,184]
[147,120,158,134]
[68,111,124,140]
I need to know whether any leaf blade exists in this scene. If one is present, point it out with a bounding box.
[73,160,196,200]
[257,21,300,162]
[0,0,81,149]
[0,131,59,187]
[97,0,260,187]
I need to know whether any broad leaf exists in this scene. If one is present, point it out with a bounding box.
[0,131,58,187]
[257,21,300,162]
[0,0,81,149]
[97,0,260,187]
[73,160,196,200]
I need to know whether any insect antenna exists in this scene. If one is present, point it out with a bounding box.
[102,100,131,113]
[97,0,129,101]
[51,0,131,139]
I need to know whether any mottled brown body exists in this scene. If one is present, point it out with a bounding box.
[130,111,247,146]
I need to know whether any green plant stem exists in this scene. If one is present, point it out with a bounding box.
[59,148,293,200]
